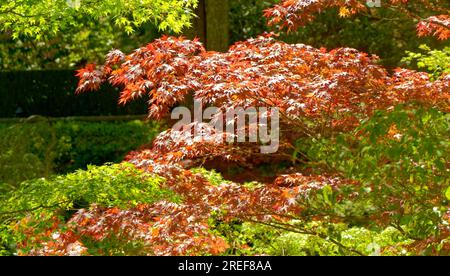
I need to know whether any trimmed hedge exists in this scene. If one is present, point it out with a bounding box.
[0,120,161,186]
[0,70,147,117]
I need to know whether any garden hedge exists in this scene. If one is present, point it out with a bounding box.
[0,120,161,186]
[0,70,147,118]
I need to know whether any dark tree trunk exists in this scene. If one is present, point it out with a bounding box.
[183,0,229,52]
[184,0,207,45]
[205,0,229,52]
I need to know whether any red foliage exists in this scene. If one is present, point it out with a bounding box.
[76,36,204,119]
[264,0,366,32]
[264,0,450,40]
[77,35,449,132]
[73,35,448,179]
[417,15,450,40]
[75,63,102,93]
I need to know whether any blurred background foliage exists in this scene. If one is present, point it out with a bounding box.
[402,45,450,80]
[0,120,161,188]
[0,21,161,70]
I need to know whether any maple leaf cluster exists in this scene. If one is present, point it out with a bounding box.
[417,15,450,40]
[264,0,366,32]
[264,0,450,40]
[76,36,205,119]
[73,35,449,186]
[76,35,449,144]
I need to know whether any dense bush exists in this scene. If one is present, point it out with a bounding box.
[0,120,66,187]
[52,120,161,173]
[219,222,411,256]
[0,120,161,186]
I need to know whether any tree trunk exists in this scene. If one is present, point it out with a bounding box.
[183,0,229,52]
[205,0,229,52]
[183,0,207,45]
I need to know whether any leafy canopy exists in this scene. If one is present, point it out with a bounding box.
[71,31,449,255]
[265,0,450,40]
[231,0,450,69]
[0,20,161,70]
[0,0,198,40]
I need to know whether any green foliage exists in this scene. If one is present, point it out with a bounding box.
[0,163,176,255]
[229,0,276,43]
[239,223,411,256]
[211,219,413,256]
[53,120,160,173]
[2,163,171,211]
[0,21,160,70]
[402,45,450,80]
[0,120,161,187]
[190,167,233,186]
[0,0,195,70]
[296,106,449,245]
[0,0,197,40]
[0,120,68,186]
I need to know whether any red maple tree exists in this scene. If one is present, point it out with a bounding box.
[17,0,450,255]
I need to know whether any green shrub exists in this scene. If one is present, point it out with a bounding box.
[2,163,173,212]
[294,106,449,248]
[238,223,411,256]
[0,120,68,186]
[402,45,450,80]
[211,219,412,256]
[53,120,160,173]
[0,163,177,255]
